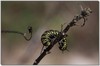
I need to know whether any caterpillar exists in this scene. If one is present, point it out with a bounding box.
[41,30,69,52]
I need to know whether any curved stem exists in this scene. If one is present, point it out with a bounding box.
[23,32,32,41]
[1,26,32,41]
[1,30,24,35]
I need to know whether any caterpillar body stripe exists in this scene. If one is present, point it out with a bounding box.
[41,30,59,46]
[41,30,68,51]
[58,34,68,51]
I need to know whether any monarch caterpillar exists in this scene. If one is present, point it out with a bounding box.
[41,30,69,52]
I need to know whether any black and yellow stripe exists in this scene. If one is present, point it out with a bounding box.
[41,30,59,46]
[58,34,68,51]
[41,30,69,52]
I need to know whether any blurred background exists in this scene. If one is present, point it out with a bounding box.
[1,1,99,65]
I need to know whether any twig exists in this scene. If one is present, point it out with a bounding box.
[33,6,92,65]
[1,26,32,41]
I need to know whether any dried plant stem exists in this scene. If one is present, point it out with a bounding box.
[2,26,32,41]
[33,7,92,65]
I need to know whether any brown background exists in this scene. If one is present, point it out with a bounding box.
[1,1,99,65]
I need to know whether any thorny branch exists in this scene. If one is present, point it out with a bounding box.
[33,7,92,65]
